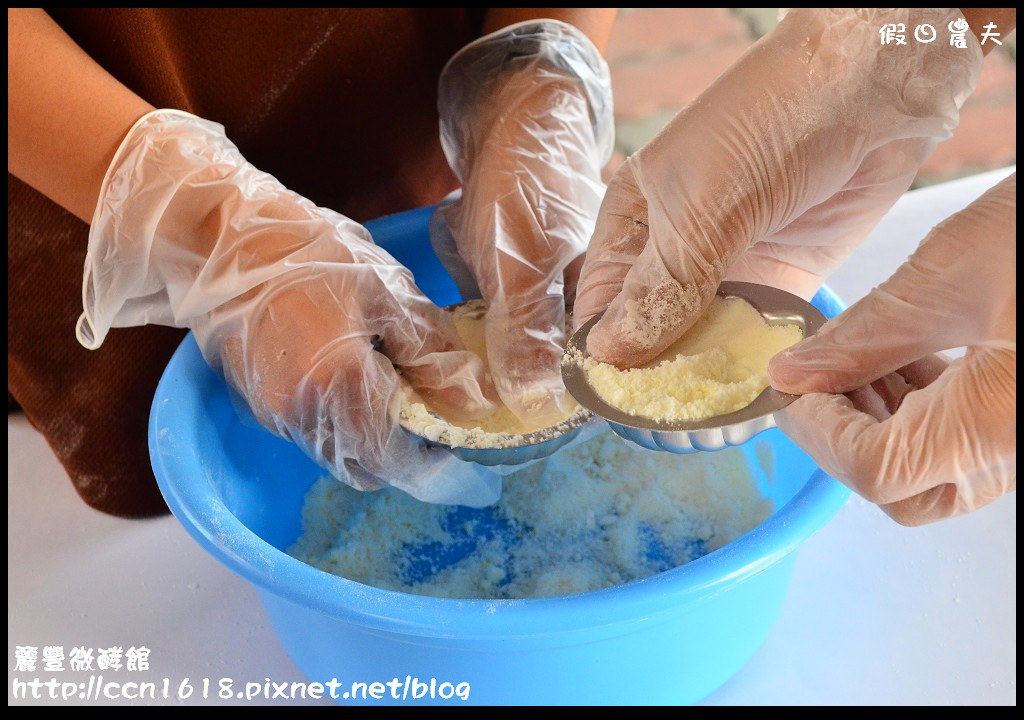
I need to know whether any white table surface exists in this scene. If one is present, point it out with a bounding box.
[8,167,1016,706]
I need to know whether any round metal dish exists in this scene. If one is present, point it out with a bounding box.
[561,282,827,453]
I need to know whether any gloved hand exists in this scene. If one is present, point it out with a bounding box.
[770,174,1016,525]
[77,109,504,506]
[575,8,982,368]
[431,19,613,426]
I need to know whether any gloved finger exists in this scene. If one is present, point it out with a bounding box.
[302,339,404,490]
[580,166,719,368]
[486,295,575,427]
[879,483,993,528]
[894,353,949,390]
[573,162,649,331]
[769,176,1016,395]
[585,215,721,368]
[842,375,912,422]
[585,145,773,367]
[878,366,1016,524]
[882,352,1009,527]
[362,265,499,423]
[437,187,578,425]
[831,352,948,424]
[452,183,580,424]
[782,354,948,428]
[776,348,1016,510]
[445,99,599,425]
[308,339,479,499]
[852,354,950,419]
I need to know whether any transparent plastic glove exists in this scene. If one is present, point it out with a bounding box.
[431,19,613,426]
[77,109,504,506]
[576,8,982,368]
[769,174,1016,526]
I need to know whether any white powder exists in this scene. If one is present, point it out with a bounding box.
[583,296,803,422]
[289,430,772,599]
[399,300,582,448]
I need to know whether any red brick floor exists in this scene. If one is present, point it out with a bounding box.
[605,8,1016,187]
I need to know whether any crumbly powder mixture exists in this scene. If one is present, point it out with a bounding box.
[289,430,772,599]
[583,296,802,422]
[399,302,579,448]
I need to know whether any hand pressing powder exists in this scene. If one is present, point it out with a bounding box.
[583,297,803,422]
[399,301,582,448]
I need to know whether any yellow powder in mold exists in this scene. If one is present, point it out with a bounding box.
[446,313,553,435]
[399,302,579,446]
[583,296,802,422]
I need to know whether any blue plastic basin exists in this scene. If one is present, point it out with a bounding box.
[150,205,850,705]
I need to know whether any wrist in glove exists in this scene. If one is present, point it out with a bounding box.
[770,174,1016,525]
[77,109,503,506]
[577,8,983,369]
[431,20,614,425]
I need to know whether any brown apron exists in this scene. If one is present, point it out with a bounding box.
[8,8,478,517]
